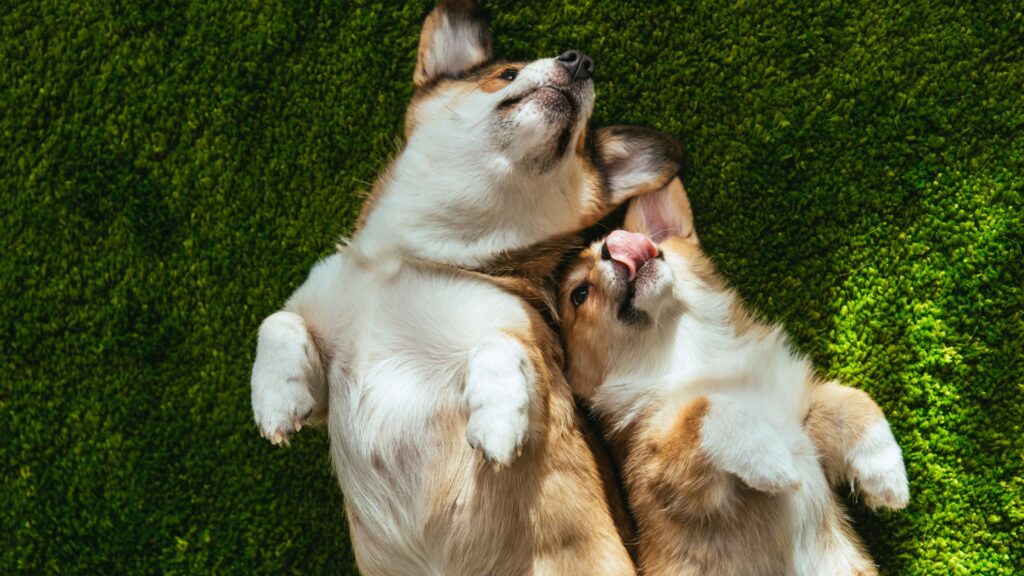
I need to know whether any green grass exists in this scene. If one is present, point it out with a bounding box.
[2,1,1021,573]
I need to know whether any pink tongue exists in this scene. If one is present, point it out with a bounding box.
[606,230,658,280]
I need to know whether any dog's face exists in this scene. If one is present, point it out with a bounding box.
[409,55,595,173]
[354,1,683,268]
[409,1,595,173]
[559,178,714,397]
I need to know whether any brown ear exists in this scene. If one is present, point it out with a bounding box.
[594,126,683,206]
[414,0,493,87]
[624,177,699,245]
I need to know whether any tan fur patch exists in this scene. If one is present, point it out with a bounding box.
[643,397,730,522]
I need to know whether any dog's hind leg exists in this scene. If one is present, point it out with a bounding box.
[805,381,909,510]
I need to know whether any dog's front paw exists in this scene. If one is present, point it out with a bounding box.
[251,311,321,446]
[700,397,802,494]
[848,421,909,510]
[463,334,535,468]
[466,405,529,468]
[252,374,315,446]
[735,448,803,494]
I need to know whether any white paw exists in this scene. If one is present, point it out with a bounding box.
[252,375,315,446]
[251,311,320,446]
[700,397,802,494]
[466,406,529,467]
[848,421,910,510]
[735,450,803,494]
[463,334,535,468]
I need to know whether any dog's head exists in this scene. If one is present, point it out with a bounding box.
[558,177,727,399]
[355,0,683,268]
[408,2,595,173]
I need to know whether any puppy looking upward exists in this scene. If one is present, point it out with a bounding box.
[558,179,909,575]
[249,1,681,574]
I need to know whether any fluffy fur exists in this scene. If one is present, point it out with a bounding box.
[558,178,910,575]
[250,2,681,574]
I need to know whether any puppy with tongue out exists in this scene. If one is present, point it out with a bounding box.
[600,230,664,326]
[558,178,909,575]
[604,230,659,281]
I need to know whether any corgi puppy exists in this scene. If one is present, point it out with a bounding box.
[250,1,681,574]
[558,179,910,575]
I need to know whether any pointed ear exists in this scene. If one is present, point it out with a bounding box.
[414,0,493,87]
[594,126,683,206]
[624,177,700,245]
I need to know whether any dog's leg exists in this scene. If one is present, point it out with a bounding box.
[634,396,734,522]
[805,381,909,510]
[639,393,797,523]
[251,310,327,445]
[699,394,803,494]
[463,332,535,467]
[251,255,341,445]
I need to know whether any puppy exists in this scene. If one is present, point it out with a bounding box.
[558,178,910,575]
[250,1,681,574]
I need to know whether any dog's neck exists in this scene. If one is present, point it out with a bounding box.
[352,136,598,270]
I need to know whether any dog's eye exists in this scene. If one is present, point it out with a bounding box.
[570,284,590,307]
[499,68,518,82]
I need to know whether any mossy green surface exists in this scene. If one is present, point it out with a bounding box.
[2,1,1021,573]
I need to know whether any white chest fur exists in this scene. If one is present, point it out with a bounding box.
[282,252,537,570]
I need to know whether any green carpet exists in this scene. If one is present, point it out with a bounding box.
[2,1,1021,573]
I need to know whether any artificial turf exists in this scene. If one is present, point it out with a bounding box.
[2,0,1021,573]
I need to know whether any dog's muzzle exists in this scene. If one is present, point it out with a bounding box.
[556,50,594,81]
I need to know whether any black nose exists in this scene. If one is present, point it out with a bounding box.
[556,49,594,81]
[600,242,611,261]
